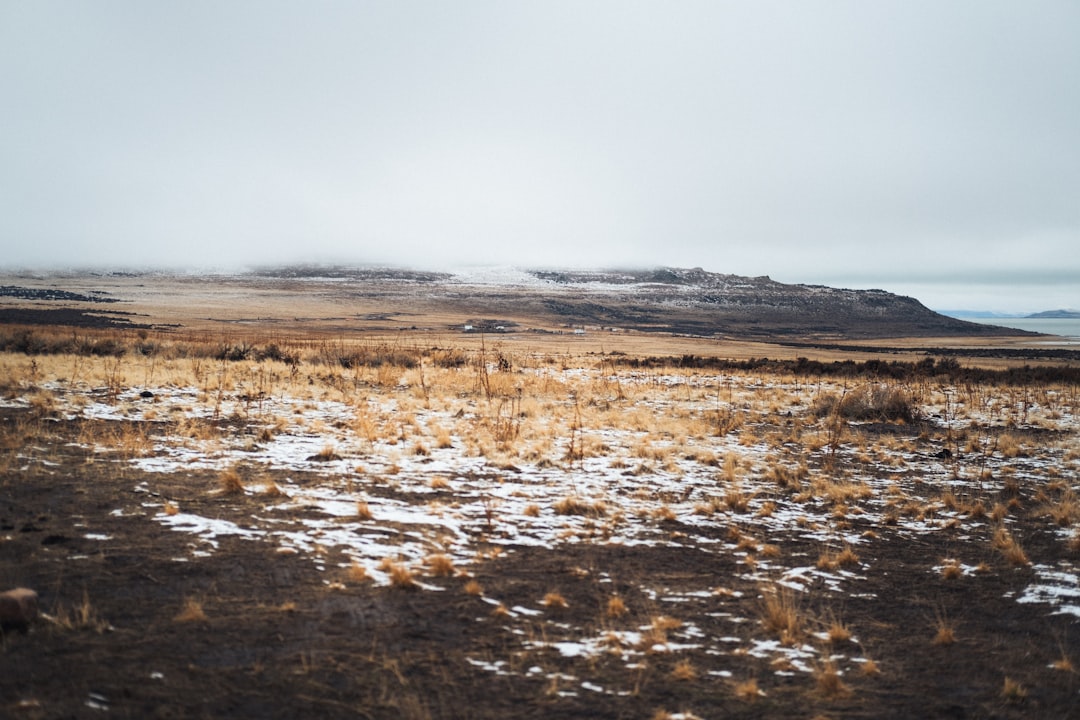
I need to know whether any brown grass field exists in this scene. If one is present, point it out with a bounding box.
[1,274,1079,719]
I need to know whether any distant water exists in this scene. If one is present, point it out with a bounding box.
[965,317,1080,342]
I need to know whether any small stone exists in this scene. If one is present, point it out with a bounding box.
[0,588,39,628]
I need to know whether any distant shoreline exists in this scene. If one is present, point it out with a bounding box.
[960,316,1080,341]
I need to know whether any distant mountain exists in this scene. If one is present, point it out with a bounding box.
[230,264,1034,339]
[484,267,1032,339]
[1026,309,1080,319]
[938,310,1025,319]
[0,264,1042,340]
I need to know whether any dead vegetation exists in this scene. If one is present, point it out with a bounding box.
[2,320,1078,719]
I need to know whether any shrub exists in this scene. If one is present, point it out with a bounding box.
[554,496,606,517]
[812,384,919,423]
[430,348,469,368]
[258,343,300,365]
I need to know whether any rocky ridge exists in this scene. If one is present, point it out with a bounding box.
[443,266,1026,339]
[0,265,1033,340]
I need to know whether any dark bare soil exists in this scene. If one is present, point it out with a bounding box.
[0,308,153,330]
[2,409,1078,719]
[0,287,120,304]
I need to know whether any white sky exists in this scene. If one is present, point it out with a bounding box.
[1,1,1077,313]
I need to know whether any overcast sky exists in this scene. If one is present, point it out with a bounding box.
[2,2,1077,312]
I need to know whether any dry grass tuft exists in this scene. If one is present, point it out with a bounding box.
[826,619,852,644]
[835,546,860,567]
[606,595,628,618]
[724,484,752,513]
[53,591,109,633]
[695,498,721,515]
[463,579,483,596]
[218,467,245,495]
[1002,475,1021,498]
[721,452,739,482]
[861,658,881,676]
[759,587,803,645]
[554,496,606,517]
[425,553,455,577]
[997,434,1025,459]
[173,597,208,623]
[814,662,852,698]
[735,536,760,553]
[310,443,342,461]
[637,626,668,652]
[992,527,1030,567]
[542,591,568,610]
[733,677,761,702]
[1001,677,1027,703]
[653,505,678,522]
[940,559,963,580]
[523,503,541,517]
[387,562,417,590]
[433,425,453,449]
[1041,491,1080,527]
[671,659,698,681]
[932,613,956,645]
[651,615,683,632]
[817,545,859,571]
[355,501,373,520]
[1051,654,1074,673]
[766,462,807,491]
[347,561,369,583]
[260,481,284,497]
